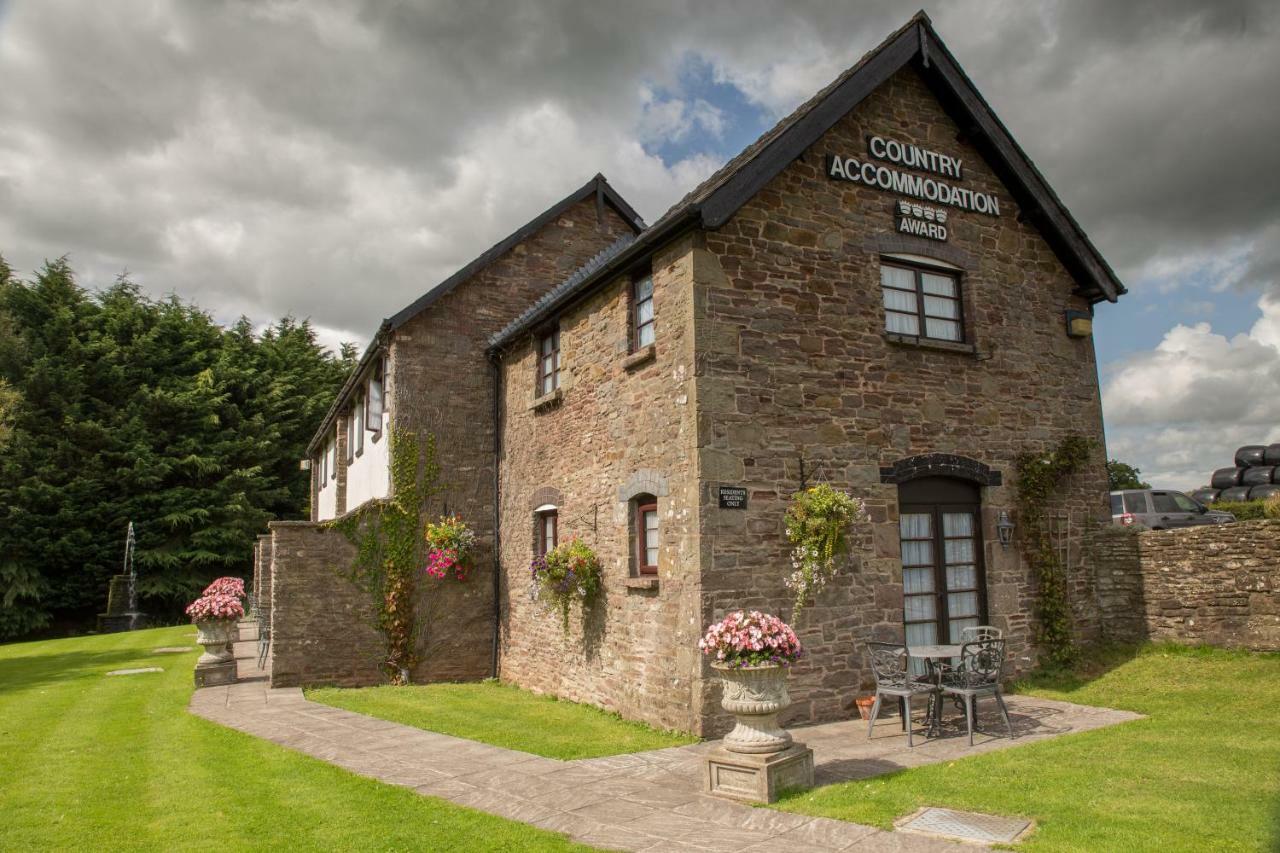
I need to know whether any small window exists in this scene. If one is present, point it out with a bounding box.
[345,411,355,463]
[354,392,364,456]
[538,329,561,396]
[535,508,558,557]
[633,275,655,349]
[1122,492,1147,514]
[366,360,384,437]
[634,495,658,575]
[1110,494,1122,515]
[326,436,337,481]
[317,453,326,489]
[1151,493,1180,513]
[880,262,963,342]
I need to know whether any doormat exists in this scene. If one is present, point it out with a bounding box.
[897,807,1032,844]
[107,667,164,676]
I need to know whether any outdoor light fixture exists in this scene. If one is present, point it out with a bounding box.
[1064,309,1093,338]
[996,510,1015,549]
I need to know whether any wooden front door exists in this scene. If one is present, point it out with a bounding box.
[898,476,988,647]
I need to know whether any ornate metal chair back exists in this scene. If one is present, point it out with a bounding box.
[960,625,1002,643]
[867,641,909,689]
[955,638,1005,688]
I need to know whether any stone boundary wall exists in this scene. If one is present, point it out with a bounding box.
[1091,520,1280,651]
[254,533,272,621]
[268,520,385,688]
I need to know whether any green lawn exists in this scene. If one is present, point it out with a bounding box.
[774,643,1280,851]
[307,680,698,760]
[0,626,594,852]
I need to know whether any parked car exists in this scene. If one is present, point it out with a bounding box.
[1110,489,1236,529]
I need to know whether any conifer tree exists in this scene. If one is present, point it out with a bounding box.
[0,257,352,636]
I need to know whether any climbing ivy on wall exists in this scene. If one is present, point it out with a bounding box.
[328,428,440,684]
[1013,435,1095,668]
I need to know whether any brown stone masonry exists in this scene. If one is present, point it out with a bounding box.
[254,533,272,619]
[268,520,384,688]
[387,196,636,684]
[690,65,1109,731]
[1091,521,1280,651]
[497,234,705,735]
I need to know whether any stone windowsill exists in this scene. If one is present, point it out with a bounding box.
[624,576,659,592]
[885,333,978,356]
[622,344,657,371]
[530,387,564,412]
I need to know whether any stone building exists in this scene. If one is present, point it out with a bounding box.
[279,12,1123,735]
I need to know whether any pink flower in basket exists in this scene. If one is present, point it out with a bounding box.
[185,592,245,623]
[698,610,803,668]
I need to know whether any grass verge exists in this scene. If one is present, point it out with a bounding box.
[772,643,1280,851]
[0,626,595,852]
[307,680,698,760]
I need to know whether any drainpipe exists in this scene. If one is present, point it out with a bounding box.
[489,352,503,679]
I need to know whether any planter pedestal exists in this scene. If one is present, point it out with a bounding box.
[705,743,815,803]
[194,659,237,687]
[706,663,814,803]
[193,620,238,687]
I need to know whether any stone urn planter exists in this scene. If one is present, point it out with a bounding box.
[713,663,794,754]
[194,619,235,666]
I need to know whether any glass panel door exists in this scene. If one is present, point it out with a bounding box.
[942,511,980,642]
[898,502,987,652]
[900,512,938,658]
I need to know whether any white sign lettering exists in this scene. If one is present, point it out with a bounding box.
[825,135,999,218]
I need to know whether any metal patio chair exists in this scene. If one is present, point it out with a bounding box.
[865,641,940,747]
[940,638,1013,746]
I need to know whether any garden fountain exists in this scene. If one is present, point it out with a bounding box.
[96,522,147,633]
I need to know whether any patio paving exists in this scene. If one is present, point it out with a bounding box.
[190,624,1140,851]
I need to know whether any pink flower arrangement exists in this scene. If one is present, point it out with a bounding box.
[185,592,244,623]
[425,547,467,581]
[699,610,803,668]
[424,515,475,582]
[202,576,246,599]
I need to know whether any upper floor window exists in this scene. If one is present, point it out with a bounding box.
[326,435,337,481]
[366,359,384,438]
[538,329,561,396]
[353,392,365,456]
[632,275,655,349]
[880,262,963,342]
[535,506,558,557]
[317,452,326,488]
[634,494,658,576]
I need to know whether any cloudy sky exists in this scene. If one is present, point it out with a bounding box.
[2,0,1278,489]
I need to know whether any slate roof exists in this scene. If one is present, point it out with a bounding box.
[487,10,1124,352]
[489,235,637,347]
[305,174,644,454]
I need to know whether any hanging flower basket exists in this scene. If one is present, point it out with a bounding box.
[783,484,868,613]
[424,515,476,581]
[530,537,602,631]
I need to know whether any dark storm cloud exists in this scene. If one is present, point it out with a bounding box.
[1,0,1279,348]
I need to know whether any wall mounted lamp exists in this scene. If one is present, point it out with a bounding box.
[996,510,1015,550]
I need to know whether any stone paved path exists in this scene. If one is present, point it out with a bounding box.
[190,632,1139,852]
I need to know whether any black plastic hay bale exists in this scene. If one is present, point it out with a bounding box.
[1248,484,1280,501]
[1211,467,1244,489]
[1265,444,1280,466]
[1218,485,1253,502]
[1243,466,1276,486]
[1235,445,1268,467]
[1190,488,1220,505]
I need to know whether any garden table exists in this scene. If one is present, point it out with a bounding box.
[907,644,962,739]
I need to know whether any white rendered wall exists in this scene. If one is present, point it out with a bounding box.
[316,471,337,520]
[345,409,391,510]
